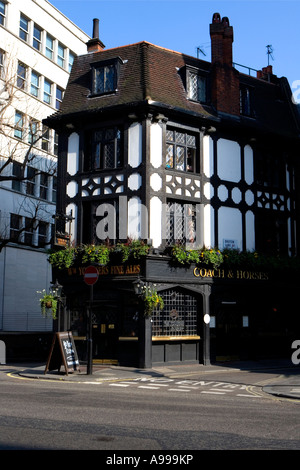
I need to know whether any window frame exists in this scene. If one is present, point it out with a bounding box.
[17,62,27,90]
[187,69,208,104]
[19,13,29,42]
[90,57,122,97]
[45,34,54,60]
[33,23,42,51]
[165,127,198,173]
[14,110,24,139]
[30,70,40,98]
[85,126,123,171]
[0,1,6,26]
[57,42,65,68]
[43,78,52,105]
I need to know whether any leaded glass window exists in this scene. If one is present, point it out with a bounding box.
[152,288,198,337]
[188,71,207,103]
[94,64,115,94]
[165,201,196,246]
[166,128,197,172]
[86,127,122,170]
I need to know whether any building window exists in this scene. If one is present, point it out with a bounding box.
[166,128,197,172]
[39,172,49,199]
[26,166,36,196]
[46,34,54,60]
[19,14,29,42]
[14,111,24,139]
[56,86,63,109]
[38,221,48,247]
[43,79,52,104]
[0,1,6,26]
[54,132,59,156]
[28,118,39,145]
[152,288,198,337]
[24,217,33,245]
[256,212,288,256]
[165,201,197,246]
[85,127,122,170]
[42,125,50,151]
[10,214,22,242]
[17,62,26,90]
[255,149,286,189]
[57,43,65,68]
[91,58,122,96]
[0,49,5,78]
[68,51,75,72]
[240,86,252,116]
[52,176,57,202]
[188,71,207,103]
[12,162,22,191]
[30,70,40,97]
[33,24,42,51]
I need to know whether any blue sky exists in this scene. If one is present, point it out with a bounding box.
[49,0,300,89]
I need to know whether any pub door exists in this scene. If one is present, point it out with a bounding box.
[215,304,241,360]
[91,305,119,362]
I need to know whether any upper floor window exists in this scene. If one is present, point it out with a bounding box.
[57,43,65,68]
[12,162,22,191]
[43,79,52,104]
[166,128,198,173]
[19,14,29,42]
[240,86,253,116]
[91,58,122,96]
[0,1,6,26]
[56,86,63,109]
[0,49,5,78]
[85,127,122,171]
[33,24,42,51]
[68,51,75,72]
[255,148,286,189]
[14,111,24,139]
[17,62,26,90]
[188,71,207,103]
[28,118,39,145]
[46,34,54,60]
[10,214,22,242]
[30,70,40,97]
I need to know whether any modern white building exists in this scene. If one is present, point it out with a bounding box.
[0,0,90,359]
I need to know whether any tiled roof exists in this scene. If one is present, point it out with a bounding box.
[50,41,215,120]
[46,41,300,139]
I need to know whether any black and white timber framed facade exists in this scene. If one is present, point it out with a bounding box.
[45,14,300,367]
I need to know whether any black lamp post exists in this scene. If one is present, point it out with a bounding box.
[133,277,152,369]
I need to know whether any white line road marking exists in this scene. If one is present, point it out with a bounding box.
[201,391,225,395]
[109,383,130,387]
[168,388,191,392]
[138,385,162,390]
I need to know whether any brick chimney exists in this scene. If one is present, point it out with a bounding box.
[209,13,240,115]
[86,18,105,53]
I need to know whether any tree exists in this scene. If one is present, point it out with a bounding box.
[0,48,57,252]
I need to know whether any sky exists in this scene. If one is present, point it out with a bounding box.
[49,0,300,90]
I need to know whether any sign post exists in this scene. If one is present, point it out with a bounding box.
[84,266,99,375]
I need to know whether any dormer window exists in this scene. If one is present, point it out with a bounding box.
[188,71,207,103]
[91,58,122,96]
[240,85,253,117]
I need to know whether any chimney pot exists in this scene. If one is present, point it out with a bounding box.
[93,18,99,39]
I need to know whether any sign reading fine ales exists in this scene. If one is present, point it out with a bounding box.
[45,332,80,376]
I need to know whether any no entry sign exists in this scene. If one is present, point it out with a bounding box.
[84,266,99,286]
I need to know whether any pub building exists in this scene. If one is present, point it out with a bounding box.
[44,14,300,368]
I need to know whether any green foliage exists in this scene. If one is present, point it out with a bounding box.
[48,239,150,270]
[37,290,58,319]
[140,284,164,317]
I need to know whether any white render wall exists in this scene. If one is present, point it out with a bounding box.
[0,0,90,332]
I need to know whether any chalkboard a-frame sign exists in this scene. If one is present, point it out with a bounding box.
[45,332,80,375]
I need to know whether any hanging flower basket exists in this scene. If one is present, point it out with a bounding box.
[37,290,58,319]
[140,284,164,317]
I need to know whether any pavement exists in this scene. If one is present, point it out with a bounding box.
[2,358,300,400]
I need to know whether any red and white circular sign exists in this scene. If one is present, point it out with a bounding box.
[84,266,99,285]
